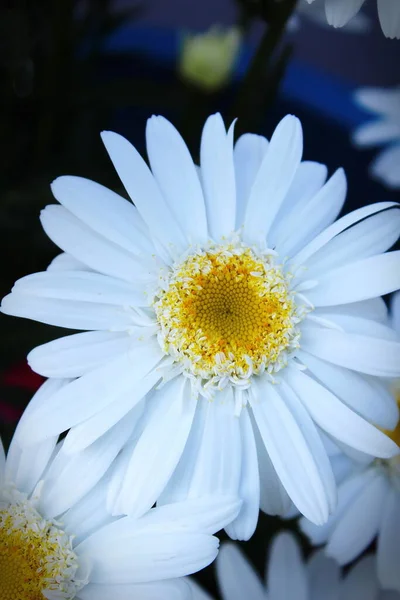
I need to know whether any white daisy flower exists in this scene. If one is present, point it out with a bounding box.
[190,535,400,600]
[292,1,370,33]
[353,86,400,190]
[0,383,241,600]
[300,292,400,593]
[2,113,400,540]
[303,0,400,38]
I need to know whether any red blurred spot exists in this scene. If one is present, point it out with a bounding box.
[2,362,44,391]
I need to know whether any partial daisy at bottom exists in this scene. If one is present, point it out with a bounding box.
[2,112,400,540]
[301,291,400,593]
[189,531,400,600]
[0,383,241,600]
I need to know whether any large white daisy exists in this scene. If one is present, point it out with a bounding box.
[300,292,400,593]
[2,113,400,540]
[304,0,400,38]
[190,534,400,600]
[353,86,400,190]
[0,382,241,600]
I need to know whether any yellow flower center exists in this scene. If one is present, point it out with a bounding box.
[384,391,400,448]
[155,243,302,391]
[0,489,85,600]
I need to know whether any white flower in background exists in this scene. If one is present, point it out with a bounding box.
[304,0,400,38]
[300,292,400,593]
[179,26,241,92]
[0,383,241,600]
[2,113,400,540]
[292,0,370,33]
[353,86,400,190]
[189,534,400,600]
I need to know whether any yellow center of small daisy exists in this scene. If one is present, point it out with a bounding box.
[155,243,302,390]
[0,489,86,600]
[383,391,400,449]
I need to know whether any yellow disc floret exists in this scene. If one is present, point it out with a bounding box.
[154,242,303,392]
[0,487,86,600]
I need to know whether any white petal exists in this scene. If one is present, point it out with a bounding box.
[146,116,208,245]
[286,368,399,458]
[378,0,400,38]
[186,579,214,600]
[114,378,197,518]
[352,120,400,147]
[298,349,399,429]
[371,145,400,189]
[47,253,91,272]
[16,342,163,443]
[40,205,151,282]
[392,290,400,333]
[319,298,388,323]
[217,543,265,600]
[306,252,400,307]
[292,202,398,267]
[307,550,340,600]
[233,133,268,228]
[341,555,379,600]
[78,580,191,600]
[244,115,303,245]
[6,437,58,496]
[301,325,400,378]
[51,176,153,255]
[303,207,400,279]
[0,439,5,486]
[377,487,400,592]
[275,168,346,258]
[355,87,400,119]
[76,528,219,583]
[326,471,388,565]
[267,532,308,600]
[269,161,328,250]
[325,0,365,27]
[200,114,236,240]
[250,379,329,525]
[12,270,147,307]
[101,130,187,254]
[28,331,133,378]
[224,407,260,541]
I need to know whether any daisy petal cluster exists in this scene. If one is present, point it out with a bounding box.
[353,86,400,190]
[0,391,241,600]
[189,532,400,600]
[2,113,400,543]
[304,0,400,38]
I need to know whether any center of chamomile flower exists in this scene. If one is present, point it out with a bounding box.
[0,487,86,600]
[379,392,400,488]
[154,242,303,390]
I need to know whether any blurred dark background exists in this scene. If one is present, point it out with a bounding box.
[0,1,398,591]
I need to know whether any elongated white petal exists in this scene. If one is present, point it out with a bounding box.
[16,342,163,443]
[101,131,187,254]
[355,87,400,119]
[371,144,400,189]
[78,580,191,600]
[301,325,400,378]
[377,488,400,592]
[307,551,340,600]
[325,0,365,27]
[47,253,90,272]
[267,532,308,600]
[352,120,400,147]
[307,252,400,306]
[28,331,133,378]
[146,116,208,244]
[250,379,329,525]
[292,202,398,267]
[377,0,400,38]
[244,115,303,245]
[217,543,265,600]
[200,114,236,239]
[341,555,379,600]
[115,378,197,518]
[51,176,153,255]
[41,205,151,282]
[286,368,399,458]
[225,408,260,541]
[233,133,268,228]
[298,350,399,430]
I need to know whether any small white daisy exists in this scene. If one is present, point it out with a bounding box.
[2,113,400,539]
[353,86,400,190]
[303,0,400,38]
[293,1,370,33]
[300,292,400,593]
[190,536,400,600]
[0,382,241,600]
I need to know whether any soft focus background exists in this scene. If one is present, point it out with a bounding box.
[0,1,399,593]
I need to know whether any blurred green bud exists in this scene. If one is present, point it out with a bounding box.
[179,26,241,93]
